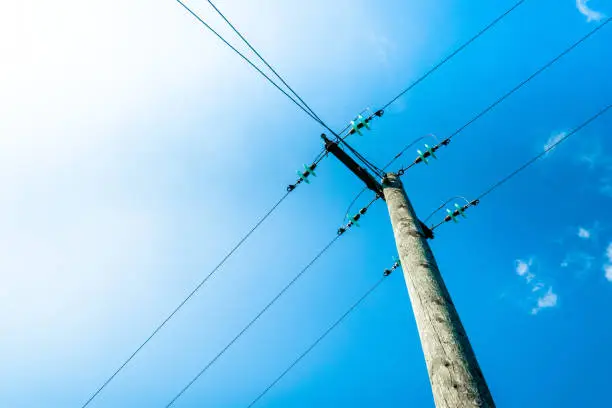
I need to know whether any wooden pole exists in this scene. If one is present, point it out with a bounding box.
[382,172,495,408]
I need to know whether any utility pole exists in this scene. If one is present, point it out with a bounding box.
[321,129,495,407]
[383,173,494,408]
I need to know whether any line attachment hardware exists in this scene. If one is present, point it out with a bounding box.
[350,115,370,136]
[297,164,317,183]
[287,163,318,192]
[347,109,384,136]
[414,138,450,166]
[433,199,480,230]
[446,203,469,223]
[337,206,368,235]
[383,257,401,277]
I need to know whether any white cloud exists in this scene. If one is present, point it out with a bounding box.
[515,259,532,277]
[514,259,558,314]
[544,132,567,154]
[576,0,606,22]
[531,287,558,314]
[604,243,612,282]
[605,265,612,281]
[515,259,539,284]
[578,227,591,239]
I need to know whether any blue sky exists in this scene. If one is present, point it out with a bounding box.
[1,0,611,407]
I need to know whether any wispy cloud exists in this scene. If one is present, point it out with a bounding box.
[576,0,606,22]
[604,243,612,282]
[515,259,530,276]
[531,287,558,314]
[515,258,558,314]
[515,259,535,282]
[578,227,591,239]
[543,132,566,155]
[604,265,612,281]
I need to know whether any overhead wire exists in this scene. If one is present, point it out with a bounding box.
[164,5,609,406]
[81,2,353,403]
[164,236,341,407]
[343,136,428,220]
[79,192,290,408]
[82,2,559,405]
[246,276,389,408]
[444,17,611,144]
[396,17,612,174]
[204,0,325,125]
[175,0,332,132]
[379,0,527,112]
[338,138,385,178]
[430,103,611,230]
[423,196,472,224]
[165,196,381,407]
[474,103,611,202]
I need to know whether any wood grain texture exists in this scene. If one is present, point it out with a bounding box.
[383,173,495,408]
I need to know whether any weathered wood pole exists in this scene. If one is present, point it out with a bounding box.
[382,172,495,408]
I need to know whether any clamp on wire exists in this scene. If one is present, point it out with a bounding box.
[428,198,480,231]
[346,108,384,137]
[395,134,449,176]
[383,257,401,277]
[337,194,380,235]
[337,206,368,235]
[286,163,318,192]
[413,137,450,166]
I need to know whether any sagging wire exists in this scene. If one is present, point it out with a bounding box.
[337,195,380,236]
[428,103,612,233]
[393,17,612,179]
[423,196,473,224]
[338,138,386,179]
[428,198,480,231]
[342,134,431,222]
[246,256,398,408]
[164,198,379,407]
[396,136,451,176]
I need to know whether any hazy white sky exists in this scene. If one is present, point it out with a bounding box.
[2,1,611,407]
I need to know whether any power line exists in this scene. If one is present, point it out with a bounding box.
[204,0,325,126]
[431,103,611,230]
[423,196,472,224]
[82,3,564,405]
[339,138,385,178]
[379,0,527,112]
[396,17,612,174]
[445,17,611,143]
[343,136,427,220]
[164,198,380,407]
[79,191,291,408]
[174,0,327,129]
[165,236,341,407]
[246,275,389,408]
[475,103,611,201]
